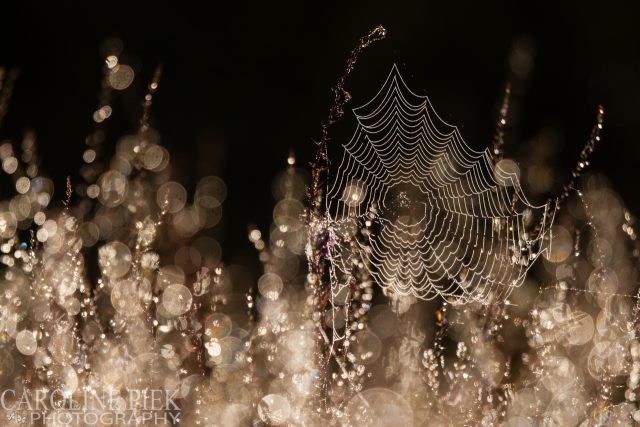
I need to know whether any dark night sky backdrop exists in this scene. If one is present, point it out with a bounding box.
[1,1,640,275]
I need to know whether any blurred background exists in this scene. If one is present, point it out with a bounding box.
[0,0,639,278]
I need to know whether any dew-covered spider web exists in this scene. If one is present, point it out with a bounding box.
[325,65,553,304]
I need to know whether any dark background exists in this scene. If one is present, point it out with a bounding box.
[1,1,640,271]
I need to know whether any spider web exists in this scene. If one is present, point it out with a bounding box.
[326,65,552,305]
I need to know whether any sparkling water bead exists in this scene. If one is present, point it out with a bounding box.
[345,388,413,426]
[588,340,628,380]
[205,313,232,338]
[55,364,79,397]
[555,311,594,346]
[352,330,382,365]
[111,279,146,316]
[98,241,132,279]
[195,176,227,208]
[156,181,187,213]
[16,330,37,356]
[205,340,222,357]
[108,64,135,90]
[258,394,291,425]
[162,284,193,316]
[258,273,284,300]
[0,211,17,238]
[98,170,129,207]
